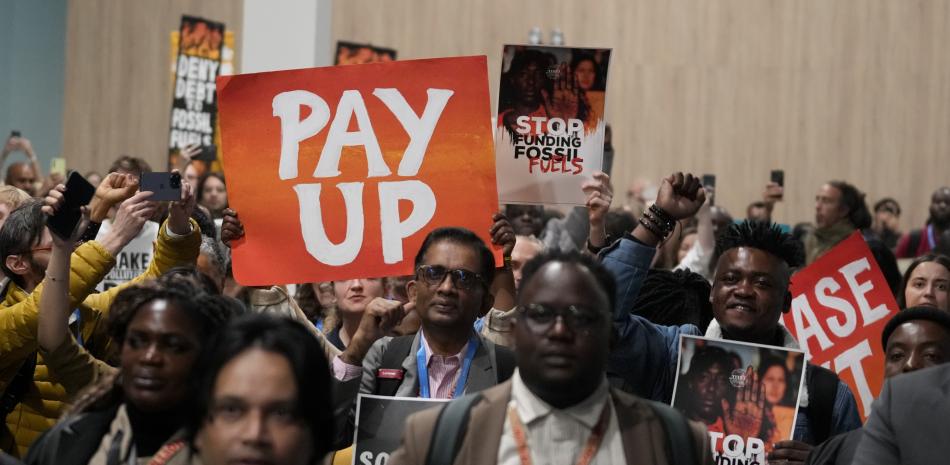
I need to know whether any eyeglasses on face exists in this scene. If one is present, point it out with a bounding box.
[518,303,604,333]
[415,265,485,291]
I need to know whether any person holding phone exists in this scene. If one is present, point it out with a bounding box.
[2,133,42,197]
[0,172,203,457]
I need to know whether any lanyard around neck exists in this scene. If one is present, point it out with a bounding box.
[507,400,611,465]
[416,333,479,399]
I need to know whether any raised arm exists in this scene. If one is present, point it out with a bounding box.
[1,135,42,184]
[604,172,706,320]
[488,211,517,312]
[583,171,613,250]
[600,172,706,401]
[37,185,84,351]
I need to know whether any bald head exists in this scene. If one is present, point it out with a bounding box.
[931,187,950,227]
[5,163,36,196]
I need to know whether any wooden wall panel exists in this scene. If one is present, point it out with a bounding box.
[63,0,242,175]
[333,0,950,229]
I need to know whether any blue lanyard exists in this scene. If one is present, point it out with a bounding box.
[416,333,479,399]
[927,224,937,249]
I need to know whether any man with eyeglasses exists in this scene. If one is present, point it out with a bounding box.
[330,226,517,445]
[389,250,711,465]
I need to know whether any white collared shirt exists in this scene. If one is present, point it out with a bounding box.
[497,370,625,465]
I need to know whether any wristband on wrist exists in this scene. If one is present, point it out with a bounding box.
[502,254,512,270]
[638,215,666,240]
[648,204,676,229]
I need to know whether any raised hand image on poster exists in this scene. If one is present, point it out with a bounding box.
[495,45,611,205]
[672,335,806,465]
[216,56,499,285]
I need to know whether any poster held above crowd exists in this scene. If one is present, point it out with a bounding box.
[216,56,500,285]
[168,16,226,170]
[783,232,900,419]
[335,41,397,65]
[672,335,806,465]
[495,45,611,206]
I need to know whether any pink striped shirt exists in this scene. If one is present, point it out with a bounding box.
[420,331,470,399]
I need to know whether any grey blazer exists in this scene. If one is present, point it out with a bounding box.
[332,332,508,445]
[853,363,950,465]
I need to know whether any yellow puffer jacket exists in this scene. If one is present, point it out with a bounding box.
[0,219,200,457]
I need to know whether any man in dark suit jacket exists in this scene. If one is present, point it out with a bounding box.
[391,250,711,465]
[853,363,950,465]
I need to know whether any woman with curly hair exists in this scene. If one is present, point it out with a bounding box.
[24,199,237,465]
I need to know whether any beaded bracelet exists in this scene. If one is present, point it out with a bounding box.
[648,204,676,231]
[644,210,675,237]
[638,215,667,239]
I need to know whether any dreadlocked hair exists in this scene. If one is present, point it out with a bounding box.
[69,277,237,416]
[715,220,805,269]
[631,268,713,329]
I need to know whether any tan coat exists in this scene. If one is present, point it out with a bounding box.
[389,380,713,465]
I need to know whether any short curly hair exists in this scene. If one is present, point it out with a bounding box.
[107,274,235,347]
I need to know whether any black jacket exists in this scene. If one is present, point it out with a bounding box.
[22,405,119,465]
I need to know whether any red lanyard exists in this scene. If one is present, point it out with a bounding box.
[507,400,611,465]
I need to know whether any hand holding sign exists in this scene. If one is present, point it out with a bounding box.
[769,440,812,465]
[722,365,765,439]
[219,208,244,247]
[583,171,612,248]
[489,212,517,257]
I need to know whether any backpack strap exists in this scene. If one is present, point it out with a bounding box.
[373,335,415,396]
[1,352,37,416]
[494,345,516,383]
[647,400,697,465]
[424,393,483,465]
[806,365,840,444]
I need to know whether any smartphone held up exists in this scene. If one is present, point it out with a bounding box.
[139,172,183,201]
[48,172,96,240]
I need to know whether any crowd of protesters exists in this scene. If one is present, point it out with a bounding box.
[0,129,948,465]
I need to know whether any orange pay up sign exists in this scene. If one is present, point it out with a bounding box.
[782,232,899,420]
[217,56,499,285]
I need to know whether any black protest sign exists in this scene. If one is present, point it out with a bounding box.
[168,15,225,167]
[353,394,446,465]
